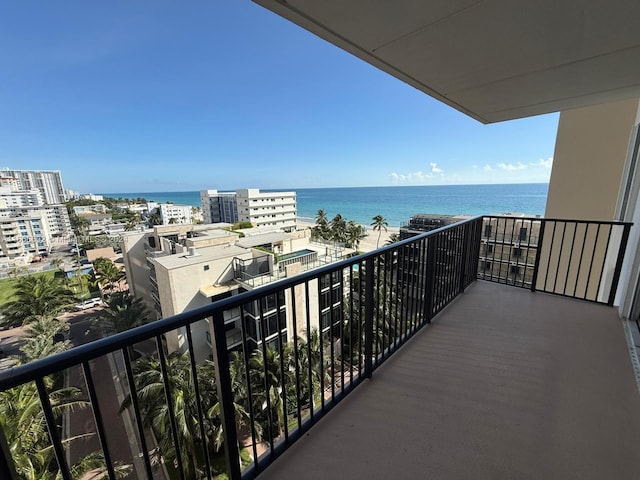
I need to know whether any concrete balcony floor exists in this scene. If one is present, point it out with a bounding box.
[259,281,640,480]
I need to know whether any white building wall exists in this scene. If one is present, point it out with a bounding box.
[159,204,193,225]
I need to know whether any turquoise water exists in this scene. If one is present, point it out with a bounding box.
[102,183,548,227]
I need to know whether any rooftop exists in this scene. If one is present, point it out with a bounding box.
[152,243,249,270]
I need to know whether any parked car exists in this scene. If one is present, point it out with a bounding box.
[73,298,103,311]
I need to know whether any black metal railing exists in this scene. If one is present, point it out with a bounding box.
[0,217,483,480]
[478,216,632,305]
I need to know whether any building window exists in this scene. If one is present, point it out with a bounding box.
[510,265,520,275]
[486,244,494,254]
[484,225,492,237]
[204,265,209,271]
[512,247,522,258]
[484,261,492,269]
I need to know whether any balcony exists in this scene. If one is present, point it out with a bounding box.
[0,216,638,480]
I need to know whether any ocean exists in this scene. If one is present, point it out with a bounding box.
[101,183,548,227]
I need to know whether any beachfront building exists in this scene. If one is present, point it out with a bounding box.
[0,169,67,205]
[201,188,297,231]
[399,214,466,240]
[158,203,193,225]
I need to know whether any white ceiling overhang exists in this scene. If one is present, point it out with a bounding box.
[253,0,640,123]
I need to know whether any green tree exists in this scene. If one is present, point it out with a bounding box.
[93,257,125,293]
[371,214,388,248]
[313,209,330,240]
[121,352,249,478]
[385,233,400,245]
[2,275,75,328]
[346,221,366,250]
[330,214,347,243]
[99,291,150,335]
[0,317,130,479]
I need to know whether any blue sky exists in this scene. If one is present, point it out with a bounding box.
[0,1,559,194]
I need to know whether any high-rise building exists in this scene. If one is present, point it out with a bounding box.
[0,169,67,205]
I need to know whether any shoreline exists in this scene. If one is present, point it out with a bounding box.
[296,218,400,253]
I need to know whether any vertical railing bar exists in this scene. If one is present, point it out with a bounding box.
[155,335,187,480]
[364,257,375,378]
[410,239,420,335]
[0,425,17,480]
[316,278,325,411]
[238,305,259,469]
[398,244,408,342]
[184,326,214,480]
[488,218,497,282]
[424,237,436,322]
[357,264,363,379]
[459,223,470,292]
[81,361,117,480]
[543,221,558,292]
[573,223,589,298]
[348,265,355,387]
[257,300,274,453]
[401,243,411,334]
[339,269,345,393]
[531,219,546,292]
[402,243,411,340]
[395,243,404,339]
[417,237,428,328]
[552,221,568,293]
[595,224,613,301]
[523,220,533,288]
[328,273,336,402]
[380,252,389,358]
[413,238,424,330]
[290,286,302,431]
[122,347,155,479]
[304,281,314,422]
[35,377,72,480]
[584,224,601,300]
[209,312,242,480]
[274,292,288,442]
[506,218,516,285]
[435,233,444,312]
[608,223,632,306]
[373,255,384,365]
[562,221,579,295]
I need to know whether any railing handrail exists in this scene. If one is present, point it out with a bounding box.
[482,215,632,227]
[0,215,483,391]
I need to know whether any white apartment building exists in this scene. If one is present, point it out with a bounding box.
[236,189,296,231]
[0,215,50,265]
[158,204,193,225]
[201,188,297,231]
[1,169,67,205]
[0,187,44,208]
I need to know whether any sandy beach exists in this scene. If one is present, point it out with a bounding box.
[296,219,399,253]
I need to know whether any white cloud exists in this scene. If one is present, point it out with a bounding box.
[430,162,442,173]
[389,170,435,184]
[483,164,494,172]
[472,165,478,169]
[497,162,527,171]
[530,157,553,168]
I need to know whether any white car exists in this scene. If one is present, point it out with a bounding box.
[74,298,103,310]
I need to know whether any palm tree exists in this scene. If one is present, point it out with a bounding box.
[121,352,249,478]
[2,274,75,328]
[99,291,150,335]
[93,257,125,293]
[346,221,366,250]
[0,318,130,479]
[313,209,330,240]
[371,214,388,248]
[330,214,347,243]
[50,257,64,273]
[385,233,400,245]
